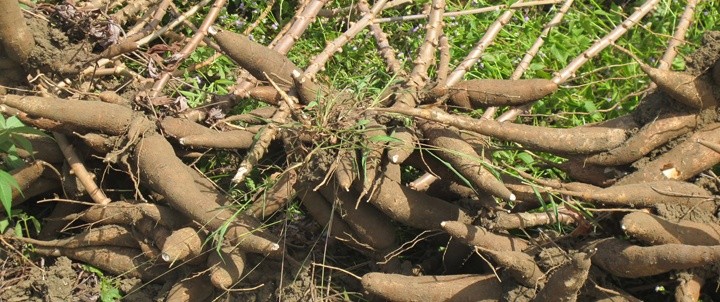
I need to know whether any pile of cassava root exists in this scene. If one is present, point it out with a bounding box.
[1,0,720,300]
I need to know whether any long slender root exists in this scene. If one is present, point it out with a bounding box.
[361,273,502,302]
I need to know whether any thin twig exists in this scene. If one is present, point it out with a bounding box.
[53,133,111,205]
[301,0,390,82]
[359,0,405,77]
[149,0,227,97]
[552,0,660,84]
[442,5,517,89]
[231,0,329,102]
[374,0,561,23]
[494,0,574,121]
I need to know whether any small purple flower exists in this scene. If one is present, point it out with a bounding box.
[409,25,420,34]
[235,19,245,28]
[248,34,254,41]
[271,23,279,30]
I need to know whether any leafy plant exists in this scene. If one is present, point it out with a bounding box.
[82,264,122,302]
[0,115,47,217]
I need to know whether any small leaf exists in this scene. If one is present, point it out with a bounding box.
[9,126,48,137]
[0,179,13,217]
[0,218,8,233]
[529,62,545,71]
[81,264,105,276]
[11,136,34,157]
[517,152,534,165]
[0,170,21,217]
[5,116,24,128]
[583,100,598,114]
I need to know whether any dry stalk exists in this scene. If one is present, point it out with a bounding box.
[552,0,660,84]
[358,1,405,77]
[407,0,446,89]
[437,34,450,84]
[318,0,410,18]
[301,0,390,82]
[441,7,517,89]
[393,0,446,109]
[495,0,574,122]
[656,0,698,71]
[374,0,561,23]
[53,133,111,205]
[112,0,159,26]
[232,102,292,183]
[149,0,227,97]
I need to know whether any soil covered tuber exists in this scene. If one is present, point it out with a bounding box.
[591,238,720,278]
[361,273,502,302]
[621,211,720,245]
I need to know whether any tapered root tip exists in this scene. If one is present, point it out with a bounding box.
[161,253,171,262]
[509,194,516,202]
[271,243,280,251]
[440,221,448,227]
[232,167,249,183]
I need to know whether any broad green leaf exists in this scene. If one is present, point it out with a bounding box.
[517,152,534,165]
[11,136,34,157]
[10,126,50,137]
[5,116,24,128]
[0,170,21,217]
[0,218,8,233]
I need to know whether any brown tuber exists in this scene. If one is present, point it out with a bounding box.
[161,227,207,264]
[621,212,720,245]
[207,247,247,290]
[640,64,717,109]
[441,221,529,252]
[447,79,558,109]
[591,238,720,278]
[362,273,502,302]
[534,252,591,302]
